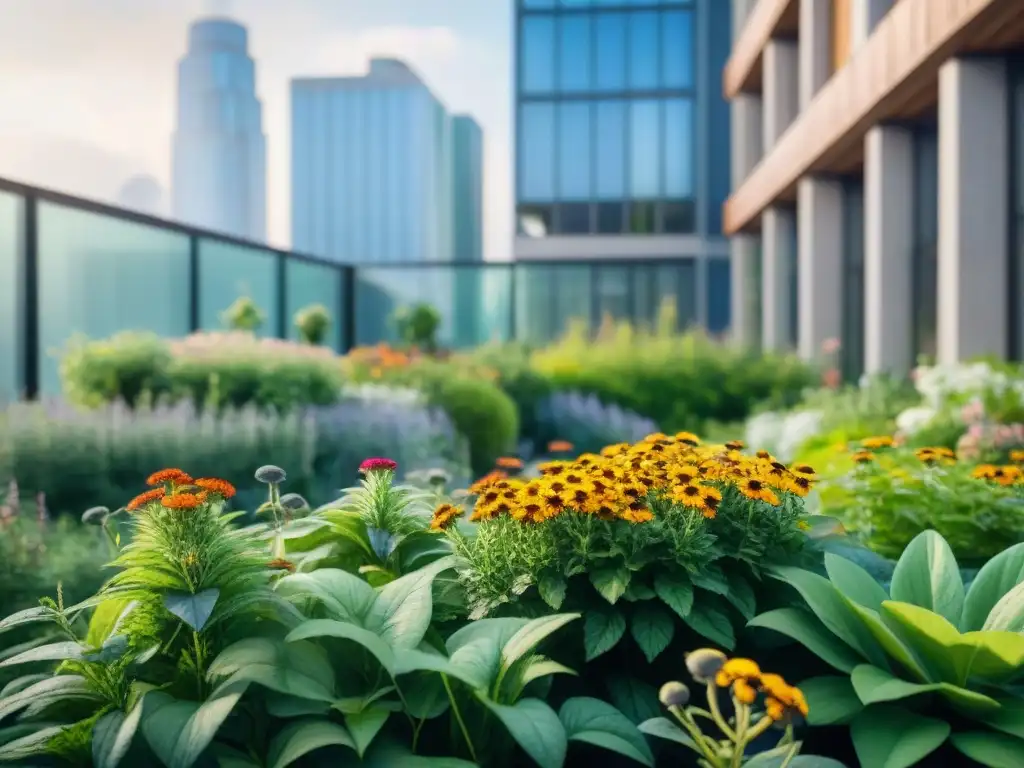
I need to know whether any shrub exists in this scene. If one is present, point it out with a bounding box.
[394,302,441,352]
[220,295,264,331]
[293,303,332,345]
[59,332,173,409]
[534,391,659,456]
[749,531,1024,768]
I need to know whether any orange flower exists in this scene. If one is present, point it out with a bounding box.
[193,478,237,499]
[468,470,508,494]
[267,558,296,572]
[430,503,464,531]
[547,440,574,453]
[495,456,524,470]
[161,492,208,510]
[146,468,193,487]
[127,487,166,511]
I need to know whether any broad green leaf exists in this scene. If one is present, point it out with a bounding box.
[591,566,631,605]
[844,602,929,683]
[0,640,84,668]
[0,675,97,720]
[344,708,389,757]
[86,599,134,647]
[691,565,729,596]
[208,637,335,702]
[747,608,861,673]
[744,744,802,766]
[446,639,503,691]
[266,719,355,768]
[286,619,397,676]
[682,603,735,650]
[0,726,67,762]
[164,589,219,632]
[950,731,1024,768]
[605,676,661,725]
[637,717,697,749]
[360,740,477,767]
[959,629,1024,683]
[889,531,964,625]
[141,680,249,768]
[92,702,144,768]
[847,664,999,714]
[584,605,627,661]
[559,697,653,767]
[538,574,567,610]
[401,673,450,720]
[502,613,580,671]
[364,557,455,649]
[479,697,567,768]
[961,542,1024,631]
[629,603,675,663]
[982,580,1024,633]
[850,705,950,768]
[276,569,376,623]
[519,657,577,690]
[880,602,970,685]
[654,572,694,619]
[980,696,1024,740]
[0,673,48,698]
[825,553,889,611]
[266,695,331,719]
[724,571,756,619]
[748,754,848,768]
[0,606,55,635]
[798,675,863,725]
[446,617,529,655]
[769,565,888,668]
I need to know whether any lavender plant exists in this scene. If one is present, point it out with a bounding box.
[534,391,659,455]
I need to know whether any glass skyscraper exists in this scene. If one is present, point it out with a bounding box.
[291,59,457,264]
[172,18,266,242]
[452,115,484,263]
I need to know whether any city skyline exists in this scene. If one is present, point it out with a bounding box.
[0,0,510,259]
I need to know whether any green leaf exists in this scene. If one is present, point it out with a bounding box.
[982,580,1024,633]
[691,565,729,595]
[768,565,887,668]
[584,605,627,661]
[851,662,999,714]
[92,703,144,768]
[0,640,84,668]
[950,731,1024,768]
[344,708,389,758]
[747,608,862,673]
[605,676,661,725]
[748,754,848,768]
[682,603,735,650]
[364,557,454,649]
[654,572,694,619]
[980,696,1024,740]
[559,697,654,767]
[880,601,969,684]
[850,704,951,768]
[744,745,803,766]
[141,680,249,768]
[889,530,964,625]
[276,568,376,623]
[637,717,697,749]
[266,719,355,768]
[208,637,335,702]
[502,613,580,671]
[519,657,577,689]
[164,588,219,632]
[286,619,397,676]
[266,695,331,719]
[0,606,55,635]
[0,675,97,720]
[724,571,756,619]
[843,601,930,683]
[538,574,567,610]
[629,603,675,663]
[824,552,889,611]
[360,741,477,767]
[401,673,450,720]
[478,697,567,768]
[591,566,631,605]
[799,675,863,725]
[961,541,1024,631]
[0,726,67,762]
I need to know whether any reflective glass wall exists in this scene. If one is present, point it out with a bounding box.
[0,191,22,402]
[1011,56,1024,360]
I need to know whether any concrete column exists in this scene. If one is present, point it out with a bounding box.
[863,125,914,375]
[762,206,796,351]
[796,177,844,361]
[763,39,799,149]
[732,0,756,44]
[731,94,764,187]
[937,57,1009,364]
[851,0,892,48]
[799,0,832,110]
[730,235,760,347]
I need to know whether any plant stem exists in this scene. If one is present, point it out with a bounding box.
[192,631,205,698]
[705,682,737,741]
[442,673,478,763]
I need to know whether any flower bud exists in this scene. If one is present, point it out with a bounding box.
[686,648,727,684]
[81,506,109,525]
[255,465,287,485]
[279,493,309,511]
[658,681,690,708]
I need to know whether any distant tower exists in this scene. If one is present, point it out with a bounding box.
[116,174,166,217]
[172,17,266,240]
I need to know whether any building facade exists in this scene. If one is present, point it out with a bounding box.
[727,0,1024,376]
[291,59,456,264]
[452,115,485,263]
[513,0,733,333]
[172,18,266,241]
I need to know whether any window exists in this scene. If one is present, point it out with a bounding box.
[662,200,695,233]
[558,102,592,199]
[558,203,592,233]
[594,13,627,92]
[661,11,693,89]
[595,100,627,199]
[629,201,657,233]
[630,100,660,198]
[558,15,592,92]
[707,258,731,335]
[523,0,556,6]
[521,16,555,94]
[286,260,344,351]
[0,192,22,401]
[519,102,556,201]
[663,98,694,197]
[597,202,625,233]
[595,266,631,320]
[517,204,554,237]
[628,12,659,90]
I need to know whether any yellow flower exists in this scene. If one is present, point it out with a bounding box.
[601,443,630,458]
[672,484,704,510]
[737,478,780,506]
[1010,449,1024,464]
[668,464,701,485]
[430,503,463,531]
[715,658,761,687]
[733,679,758,704]
[674,432,701,446]
[850,450,875,464]
[861,435,894,450]
[699,485,722,519]
[724,440,745,451]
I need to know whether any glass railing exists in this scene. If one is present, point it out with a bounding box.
[0,178,731,400]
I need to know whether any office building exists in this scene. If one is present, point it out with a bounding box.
[727,0,1024,377]
[172,18,267,241]
[452,115,485,263]
[291,58,457,264]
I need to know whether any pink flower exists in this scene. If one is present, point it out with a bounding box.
[821,338,841,355]
[359,457,398,473]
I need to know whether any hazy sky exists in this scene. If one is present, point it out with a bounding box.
[0,0,513,259]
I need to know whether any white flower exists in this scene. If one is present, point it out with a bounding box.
[895,406,938,436]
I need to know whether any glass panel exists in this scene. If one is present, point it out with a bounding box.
[628,12,659,90]
[595,266,630,321]
[551,265,593,339]
[558,15,592,92]
[597,202,624,233]
[663,98,694,197]
[515,264,556,343]
[285,259,344,351]
[0,192,21,402]
[558,203,592,234]
[661,10,694,88]
[524,0,557,6]
[594,13,627,92]
[595,100,627,200]
[37,202,192,396]
[558,102,592,200]
[662,200,695,233]
[517,204,554,237]
[629,201,657,234]
[521,16,556,94]
[673,260,698,329]
[630,100,660,198]
[707,258,731,335]
[197,239,280,337]
[631,265,656,329]
[519,102,557,201]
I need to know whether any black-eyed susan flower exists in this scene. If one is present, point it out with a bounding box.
[430,502,463,531]
[861,435,894,450]
[675,432,701,446]
[724,440,745,451]
[850,451,876,464]
[672,484,704,510]
[737,478,780,506]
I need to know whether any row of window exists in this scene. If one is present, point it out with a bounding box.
[518,199,695,236]
[523,1,693,7]
[518,97,693,202]
[519,10,693,95]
